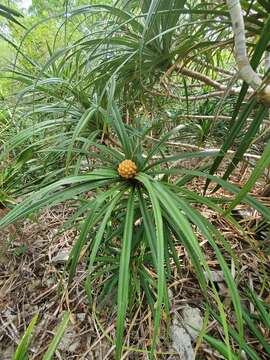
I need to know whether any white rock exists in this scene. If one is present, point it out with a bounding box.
[171,306,203,359]
[240,350,248,360]
[58,328,80,353]
[168,289,174,304]
[51,250,70,264]
[77,313,86,322]
[182,305,203,340]
[204,270,224,283]
[171,320,195,360]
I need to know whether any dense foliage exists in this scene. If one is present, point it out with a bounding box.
[0,1,270,359]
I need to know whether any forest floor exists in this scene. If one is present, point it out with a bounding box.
[0,159,270,360]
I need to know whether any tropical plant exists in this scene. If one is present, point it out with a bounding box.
[1,0,270,358]
[1,97,270,358]
[6,0,269,180]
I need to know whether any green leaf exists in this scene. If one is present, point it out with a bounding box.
[66,107,98,168]
[42,312,70,360]
[109,102,132,158]
[242,310,270,356]
[115,188,135,359]
[206,13,270,189]
[153,168,270,221]
[204,98,257,191]
[138,189,158,267]
[172,195,243,348]
[0,171,118,229]
[246,288,270,330]
[12,314,39,360]
[137,174,165,358]
[0,4,25,28]
[210,309,261,360]
[142,124,187,168]
[85,189,124,301]
[204,335,239,360]
[214,105,267,192]
[147,178,208,292]
[226,138,270,213]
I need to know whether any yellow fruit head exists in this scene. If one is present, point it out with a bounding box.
[118,159,137,179]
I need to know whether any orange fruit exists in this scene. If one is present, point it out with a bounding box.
[118,160,137,179]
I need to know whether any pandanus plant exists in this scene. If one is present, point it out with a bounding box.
[1,93,270,358]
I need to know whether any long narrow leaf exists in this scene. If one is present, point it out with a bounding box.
[115,188,135,359]
[12,314,39,360]
[226,138,270,212]
[42,312,70,360]
[137,174,165,358]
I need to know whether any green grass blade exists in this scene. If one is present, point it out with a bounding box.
[12,314,39,360]
[42,312,70,360]
[210,309,261,360]
[204,335,239,360]
[246,289,270,330]
[242,310,270,356]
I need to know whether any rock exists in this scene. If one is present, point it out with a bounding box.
[171,319,195,360]
[76,313,86,322]
[240,350,248,360]
[204,270,224,283]
[168,289,174,305]
[182,305,203,340]
[58,328,80,353]
[51,250,70,264]
[171,306,203,360]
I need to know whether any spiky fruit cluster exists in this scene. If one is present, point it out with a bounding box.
[118,160,137,179]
